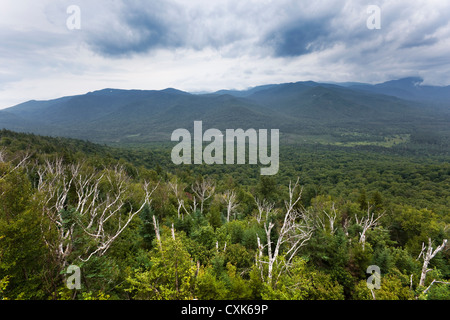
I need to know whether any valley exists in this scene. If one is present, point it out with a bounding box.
[0,78,448,301]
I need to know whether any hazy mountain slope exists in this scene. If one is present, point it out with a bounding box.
[80,92,293,142]
[1,78,449,144]
[349,77,450,105]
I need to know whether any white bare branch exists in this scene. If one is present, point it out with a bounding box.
[323,204,337,234]
[168,179,190,219]
[0,149,32,181]
[422,279,450,295]
[355,206,385,250]
[36,159,159,268]
[256,178,314,285]
[153,215,162,250]
[222,190,239,222]
[191,178,215,214]
[417,238,448,287]
[254,197,275,224]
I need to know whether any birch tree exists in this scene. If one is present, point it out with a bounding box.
[37,159,158,269]
[168,179,190,219]
[308,201,338,235]
[417,238,448,287]
[256,178,314,286]
[222,190,239,222]
[191,178,215,214]
[0,148,31,183]
[254,197,275,224]
[37,158,74,268]
[354,206,385,250]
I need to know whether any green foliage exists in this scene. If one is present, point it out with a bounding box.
[260,257,344,300]
[138,204,156,250]
[0,130,448,300]
[0,275,9,300]
[389,205,444,255]
[80,291,111,300]
[424,282,450,300]
[353,274,415,300]
[0,168,48,299]
[194,266,228,300]
[222,263,253,300]
[126,230,197,300]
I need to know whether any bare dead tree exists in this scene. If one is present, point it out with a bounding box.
[354,207,385,250]
[168,179,190,219]
[0,148,32,182]
[222,190,239,222]
[215,241,227,253]
[11,152,32,172]
[37,158,75,267]
[0,147,6,163]
[78,172,158,263]
[37,160,158,268]
[171,223,176,240]
[256,178,314,286]
[323,204,337,234]
[254,197,275,224]
[190,196,198,213]
[422,279,450,296]
[308,202,338,234]
[152,215,162,251]
[342,216,350,237]
[191,178,215,214]
[417,238,448,287]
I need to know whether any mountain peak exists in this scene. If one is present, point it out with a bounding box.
[378,77,424,87]
[161,88,190,95]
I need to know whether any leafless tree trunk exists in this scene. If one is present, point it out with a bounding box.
[342,216,350,237]
[417,238,448,287]
[254,198,275,224]
[422,279,450,295]
[171,223,176,240]
[168,179,190,219]
[152,215,162,251]
[354,207,385,250]
[191,178,215,214]
[308,203,338,234]
[0,149,32,182]
[215,241,227,253]
[37,158,75,267]
[0,147,6,163]
[256,178,314,286]
[190,197,198,213]
[222,190,239,222]
[37,159,158,268]
[323,204,337,234]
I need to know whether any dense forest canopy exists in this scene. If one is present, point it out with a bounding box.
[0,129,448,300]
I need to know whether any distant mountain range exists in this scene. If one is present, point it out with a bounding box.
[0,78,449,144]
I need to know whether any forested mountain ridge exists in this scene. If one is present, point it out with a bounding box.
[0,129,448,300]
[1,78,449,145]
[0,79,448,301]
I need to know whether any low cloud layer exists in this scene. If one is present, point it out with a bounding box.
[1,0,450,108]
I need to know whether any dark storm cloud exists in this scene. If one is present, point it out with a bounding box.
[5,0,450,62]
[83,0,342,58]
[82,0,265,57]
[263,19,333,57]
[2,0,450,109]
[85,0,186,57]
[400,36,439,49]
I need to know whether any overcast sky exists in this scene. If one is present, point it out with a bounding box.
[1,0,450,108]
